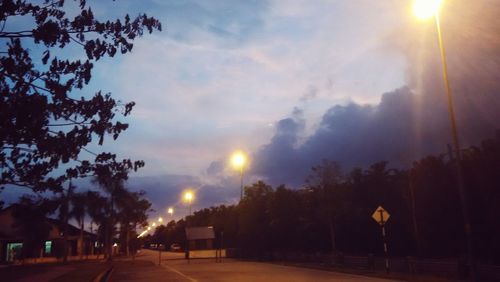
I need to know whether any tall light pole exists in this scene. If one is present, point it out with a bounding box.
[182,190,195,261]
[183,190,194,217]
[413,1,476,279]
[231,151,247,201]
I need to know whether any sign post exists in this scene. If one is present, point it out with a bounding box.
[372,206,390,273]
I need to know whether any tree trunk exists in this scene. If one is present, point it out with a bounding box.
[328,218,337,254]
[63,181,73,263]
[107,195,114,261]
[88,221,93,258]
[126,224,130,257]
[79,219,84,260]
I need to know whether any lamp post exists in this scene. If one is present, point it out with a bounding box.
[156,217,164,265]
[183,190,194,217]
[182,190,195,261]
[231,151,247,201]
[413,0,476,279]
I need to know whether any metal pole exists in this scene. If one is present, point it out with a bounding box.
[435,14,476,281]
[239,167,244,201]
[379,210,389,273]
[158,245,161,265]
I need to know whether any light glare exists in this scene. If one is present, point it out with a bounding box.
[231,151,246,169]
[183,190,194,203]
[413,0,443,20]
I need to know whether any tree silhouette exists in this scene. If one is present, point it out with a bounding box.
[0,0,160,192]
[116,189,151,256]
[69,191,87,259]
[306,160,344,253]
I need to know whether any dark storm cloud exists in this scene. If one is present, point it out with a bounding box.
[206,160,225,177]
[251,0,500,188]
[126,173,241,218]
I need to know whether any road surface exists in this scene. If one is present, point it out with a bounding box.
[110,249,399,282]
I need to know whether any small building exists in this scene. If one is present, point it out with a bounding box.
[185,226,215,250]
[0,206,97,263]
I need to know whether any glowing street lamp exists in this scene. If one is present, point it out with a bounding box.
[152,222,156,227]
[413,0,476,278]
[412,0,442,20]
[147,226,151,231]
[167,207,174,216]
[158,217,163,223]
[182,190,195,216]
[231,151,247,201]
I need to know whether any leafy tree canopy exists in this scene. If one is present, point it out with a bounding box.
[0,0,161,191]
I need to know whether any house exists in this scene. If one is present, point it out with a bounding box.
[0,206,97,263]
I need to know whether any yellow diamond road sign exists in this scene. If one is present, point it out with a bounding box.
[372,206,390,226]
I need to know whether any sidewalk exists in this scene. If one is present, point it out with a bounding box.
[0,260,110,282]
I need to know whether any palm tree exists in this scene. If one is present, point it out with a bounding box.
[70,192,87,259]
[92,173,126,261]
[85,191,107,257]
[115,190,151,256]
[57,180,74,263]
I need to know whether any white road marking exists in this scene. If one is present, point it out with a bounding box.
[161,263,198,282]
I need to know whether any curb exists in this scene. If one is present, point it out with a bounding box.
[93,266,114,282]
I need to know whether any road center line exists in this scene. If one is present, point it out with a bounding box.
[161,264,198,282]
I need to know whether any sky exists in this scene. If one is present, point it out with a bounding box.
[90,0,409,218]
[4,0,500,222]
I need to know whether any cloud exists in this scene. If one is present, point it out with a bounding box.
[85,0,409,179]
[250,0,500,187]
[126,172,243,220]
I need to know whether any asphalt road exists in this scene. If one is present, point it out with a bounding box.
[110,249,399,282]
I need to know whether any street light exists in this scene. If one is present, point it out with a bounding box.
[413,0,476,278]
[158,217,163,223]
[167,207,174,216]
[182,190,194,216]
[412,0,442,20]
[231,151,247,201]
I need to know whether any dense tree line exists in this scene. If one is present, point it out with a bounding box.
[149,131,500,263]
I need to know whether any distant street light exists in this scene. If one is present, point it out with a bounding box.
[152,222,156,227]
[167,207,174,216]
[231,151,247,201]
[158,217,163,223]
[413,0,476,279]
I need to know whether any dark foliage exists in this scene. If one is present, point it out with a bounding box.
[147,131,500,262]
[0,0,161,192]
